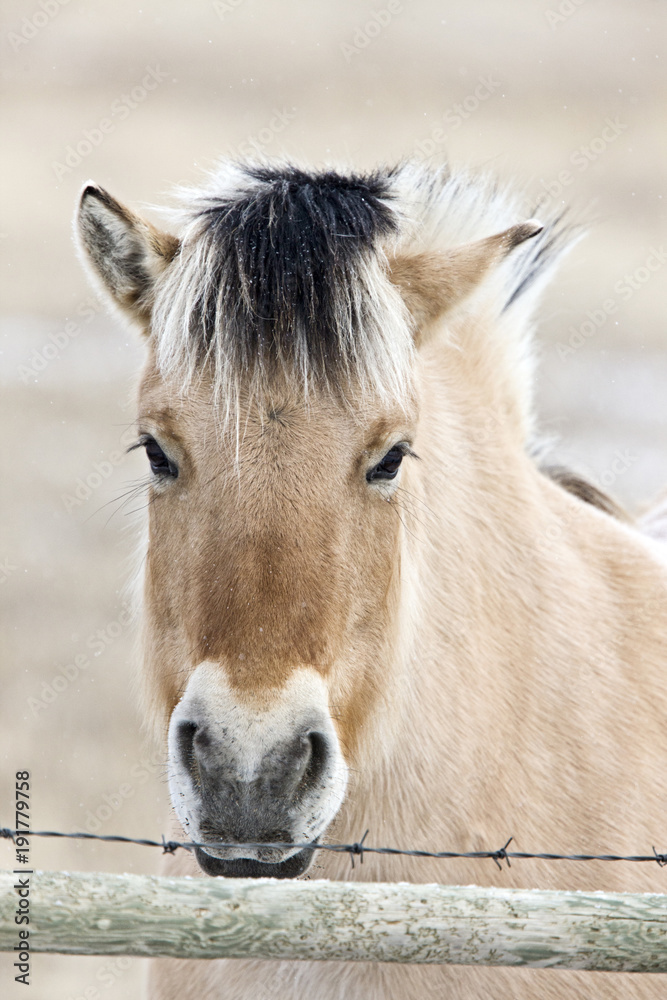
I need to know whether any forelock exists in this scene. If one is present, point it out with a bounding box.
[149,158,574,428]
[152,162,414,413]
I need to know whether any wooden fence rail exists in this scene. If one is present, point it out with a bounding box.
[1,870,667,971]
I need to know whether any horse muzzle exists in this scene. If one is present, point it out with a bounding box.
[166,662,348,878]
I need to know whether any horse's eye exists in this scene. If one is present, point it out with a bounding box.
[143,437,178,478]
[366,447,404,483]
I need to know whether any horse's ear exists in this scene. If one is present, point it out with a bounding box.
[389,220,543,343]
[76,183,180,329]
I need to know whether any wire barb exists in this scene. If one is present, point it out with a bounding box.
[492,837,514,870]
[654,846,667,868]
[348,829,369,869]
[161,835,182,856]
[1,827,666,869]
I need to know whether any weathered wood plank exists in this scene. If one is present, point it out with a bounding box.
[1,870,667,970]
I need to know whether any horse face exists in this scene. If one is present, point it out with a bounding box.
[75,168,540,878]
[138,362,418,876]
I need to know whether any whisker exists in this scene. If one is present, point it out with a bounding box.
[386,498,420,542]
[88,478,150,516]
[105,486,154,526]
[396,503,429,535]
[83,478,153,528]
[394,486,439,522]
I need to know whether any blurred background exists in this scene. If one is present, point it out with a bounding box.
[1,1,665,996]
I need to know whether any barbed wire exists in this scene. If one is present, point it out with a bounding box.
[2,827,666,870]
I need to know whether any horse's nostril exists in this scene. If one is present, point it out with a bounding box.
[173,715,333,809]
[300,731,329,794]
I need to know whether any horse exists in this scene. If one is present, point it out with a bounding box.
[76,160,667,999]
